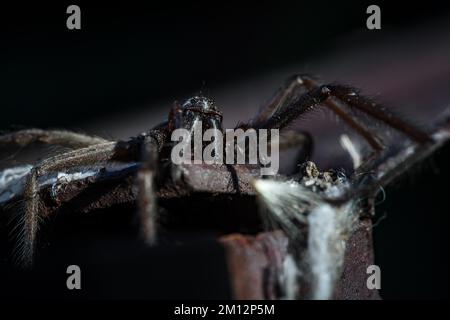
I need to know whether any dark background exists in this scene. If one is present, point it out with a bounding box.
[1,1,450,299]
[2,1,450,130]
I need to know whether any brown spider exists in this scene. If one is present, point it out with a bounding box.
[0,74,444,269]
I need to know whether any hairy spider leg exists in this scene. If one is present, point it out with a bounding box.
[252,74,307,125]
[327,84,432,144]
[249,75,384,165]
[253,75,384,154]
[0,128,110,149]
[252,76,432,170]
[253,75,434,207]
[299,77,433,173]
[19,141,122,268]
[236,76,314,164]
[136,134,159,245]
[0,125,168,266]
[326,128,445,206]
[135,122,173,244]
[293,76,386,172]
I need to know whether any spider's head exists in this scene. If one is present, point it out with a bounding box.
[182,96,219,112]
[178,96,223,132]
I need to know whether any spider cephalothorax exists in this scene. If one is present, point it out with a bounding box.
[0,74,447,274]
[169,96,223,133]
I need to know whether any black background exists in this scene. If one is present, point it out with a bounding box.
[2,1,450,129]
[1,1,450,299]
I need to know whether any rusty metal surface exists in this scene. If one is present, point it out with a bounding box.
[333,218,380,300]
[219,219,380,300]
[0,162,260,216]
[219,231,288,300]
[0,161,379,299]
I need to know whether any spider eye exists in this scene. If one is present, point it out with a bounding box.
[182,96,218,112]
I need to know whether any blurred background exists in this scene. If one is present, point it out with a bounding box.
[1,1,450,299]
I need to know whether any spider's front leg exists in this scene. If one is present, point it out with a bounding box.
[237,76,315,163]
[18,141,130,268]
[135,134,159,245]
[18,129,163,267]
[253,76,432,174]
[248,75,383,166]
[0,128,109,149]
[252,75,384,153]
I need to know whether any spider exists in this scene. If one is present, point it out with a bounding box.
[0,74,444,270]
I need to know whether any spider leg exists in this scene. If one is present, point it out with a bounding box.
[236,77,314,170]
[253,76,431,170]
[302,78,432,172]
[135,134,159,245]
[248,75,384,172]
[326,84,432,144]
[18,141,124,268]
[293,76,386,172]
[252,74,307,125]
[253,75,385,153]
[251,86,334,134]
[0,128,110,149]
[133,121,172,244]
